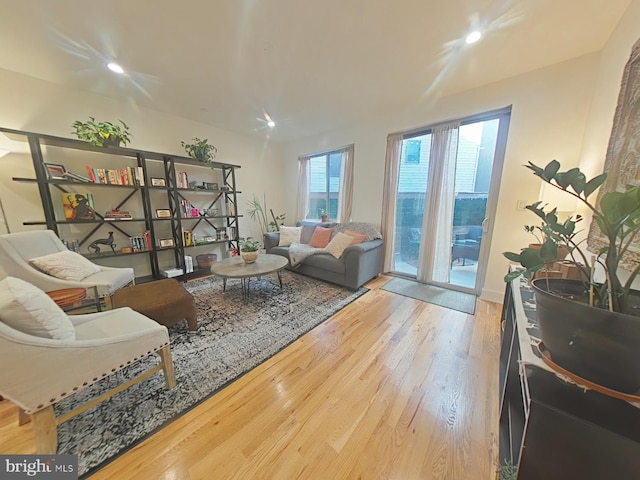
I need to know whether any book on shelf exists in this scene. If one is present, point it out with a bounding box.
[182,229,193,247]
[62,171,91,182]
[129,231,151,252]
[85,166,97,183]
[61,192,95,221]
[177,171,189,189]
[184,255,194,273]
[104,209,132,220]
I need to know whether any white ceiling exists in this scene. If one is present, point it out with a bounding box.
[0,0,630,143]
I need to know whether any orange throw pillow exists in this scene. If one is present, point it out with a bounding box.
[343,229,367,245]
[308,227,334,248]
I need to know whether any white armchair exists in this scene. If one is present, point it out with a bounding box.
[0,304,175,454]
[0,230,134,307]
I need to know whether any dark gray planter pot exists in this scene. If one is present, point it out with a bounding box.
[531,278,640,393]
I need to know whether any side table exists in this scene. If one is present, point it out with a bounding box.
[47,286,101,313]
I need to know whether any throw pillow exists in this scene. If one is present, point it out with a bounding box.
[279,226,303,247]
[325,232,354,259]
[30,250,101,281]
[343,229,367,245]
[0,277,75,341]
[308,227,334,248]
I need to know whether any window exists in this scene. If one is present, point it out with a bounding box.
[307,149,344,220]
[298,144,353,223]
[405,139,421,164]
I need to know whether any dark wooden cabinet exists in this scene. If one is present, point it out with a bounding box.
[3,127,241,282]
[499,279,640,479]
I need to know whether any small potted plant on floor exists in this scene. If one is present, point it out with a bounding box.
[180,137,217,166]
[72,117,131,147]
[504,159,640,393]
[239,237,262,264]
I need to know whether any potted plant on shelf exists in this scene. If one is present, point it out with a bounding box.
[71,117,131,147]
[238,237,262,264]
[180,137,217,166]
[504,159,640,393]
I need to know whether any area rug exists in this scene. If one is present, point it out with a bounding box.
[52,271,367,477]
[382,277,476,314]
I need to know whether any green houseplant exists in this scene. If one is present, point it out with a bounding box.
[238,237,262,264]
[72,117,131,147]
[246,195,285,235]
[180,137,217,166]
[504,159,640,392]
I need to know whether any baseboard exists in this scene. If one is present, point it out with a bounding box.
[480,287,504,304]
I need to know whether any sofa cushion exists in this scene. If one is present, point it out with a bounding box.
[334,222,382,241]
[30,250,101,281]
[302,254,346,274]
[325,232,354,259]
[296,221,339,244]
[308,227,334,248]
[343,229,367,245]
[0,276,75,341]
[279,226,303,247]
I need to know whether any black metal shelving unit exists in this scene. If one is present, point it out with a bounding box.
[4,126,241,282]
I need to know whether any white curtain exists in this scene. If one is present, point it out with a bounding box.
[417,122,460,283]
[381,134,403,272]
[296,156,309,222]
[338,145,354,222]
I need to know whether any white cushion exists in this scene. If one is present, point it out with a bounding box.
[30,250,101,281]
[324,232,354,259]
[279,226,303,247]
[0,277,75,340]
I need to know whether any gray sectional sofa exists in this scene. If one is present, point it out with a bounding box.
[263,221,384,290]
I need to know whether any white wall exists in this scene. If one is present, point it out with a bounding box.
[0,68,285,276]
[283,54,601,302]
[575,0,640,288]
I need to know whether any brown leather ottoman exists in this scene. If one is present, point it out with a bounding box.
[113,279,198,330]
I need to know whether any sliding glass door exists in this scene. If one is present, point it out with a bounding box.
[391,109,510,294]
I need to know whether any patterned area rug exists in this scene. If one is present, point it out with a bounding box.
[382,277,476,314]
[52,271,367,477]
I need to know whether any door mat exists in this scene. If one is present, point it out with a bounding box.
[382,277,476,314]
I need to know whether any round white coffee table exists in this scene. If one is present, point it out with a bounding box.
[210,254,289,300]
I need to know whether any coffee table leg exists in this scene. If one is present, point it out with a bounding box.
[240,277,249,301]
[277,270,283,289]
[222,278,227,291]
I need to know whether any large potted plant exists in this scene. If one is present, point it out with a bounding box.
[72,117,131,147]
[505,160,640,393]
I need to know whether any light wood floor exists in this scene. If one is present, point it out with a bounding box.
[0,275,502,479]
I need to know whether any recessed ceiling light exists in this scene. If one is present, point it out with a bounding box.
[465,31,482,44]
[107,62,125,74]
[267,120,276,128]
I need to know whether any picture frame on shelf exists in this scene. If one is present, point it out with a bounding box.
[44,163,67,180]
[151,177,166,187]
[61,192,95,221]
[156,209,172,218]
[158,238,175,248]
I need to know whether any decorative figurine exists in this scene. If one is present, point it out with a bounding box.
[88,231,116,255]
